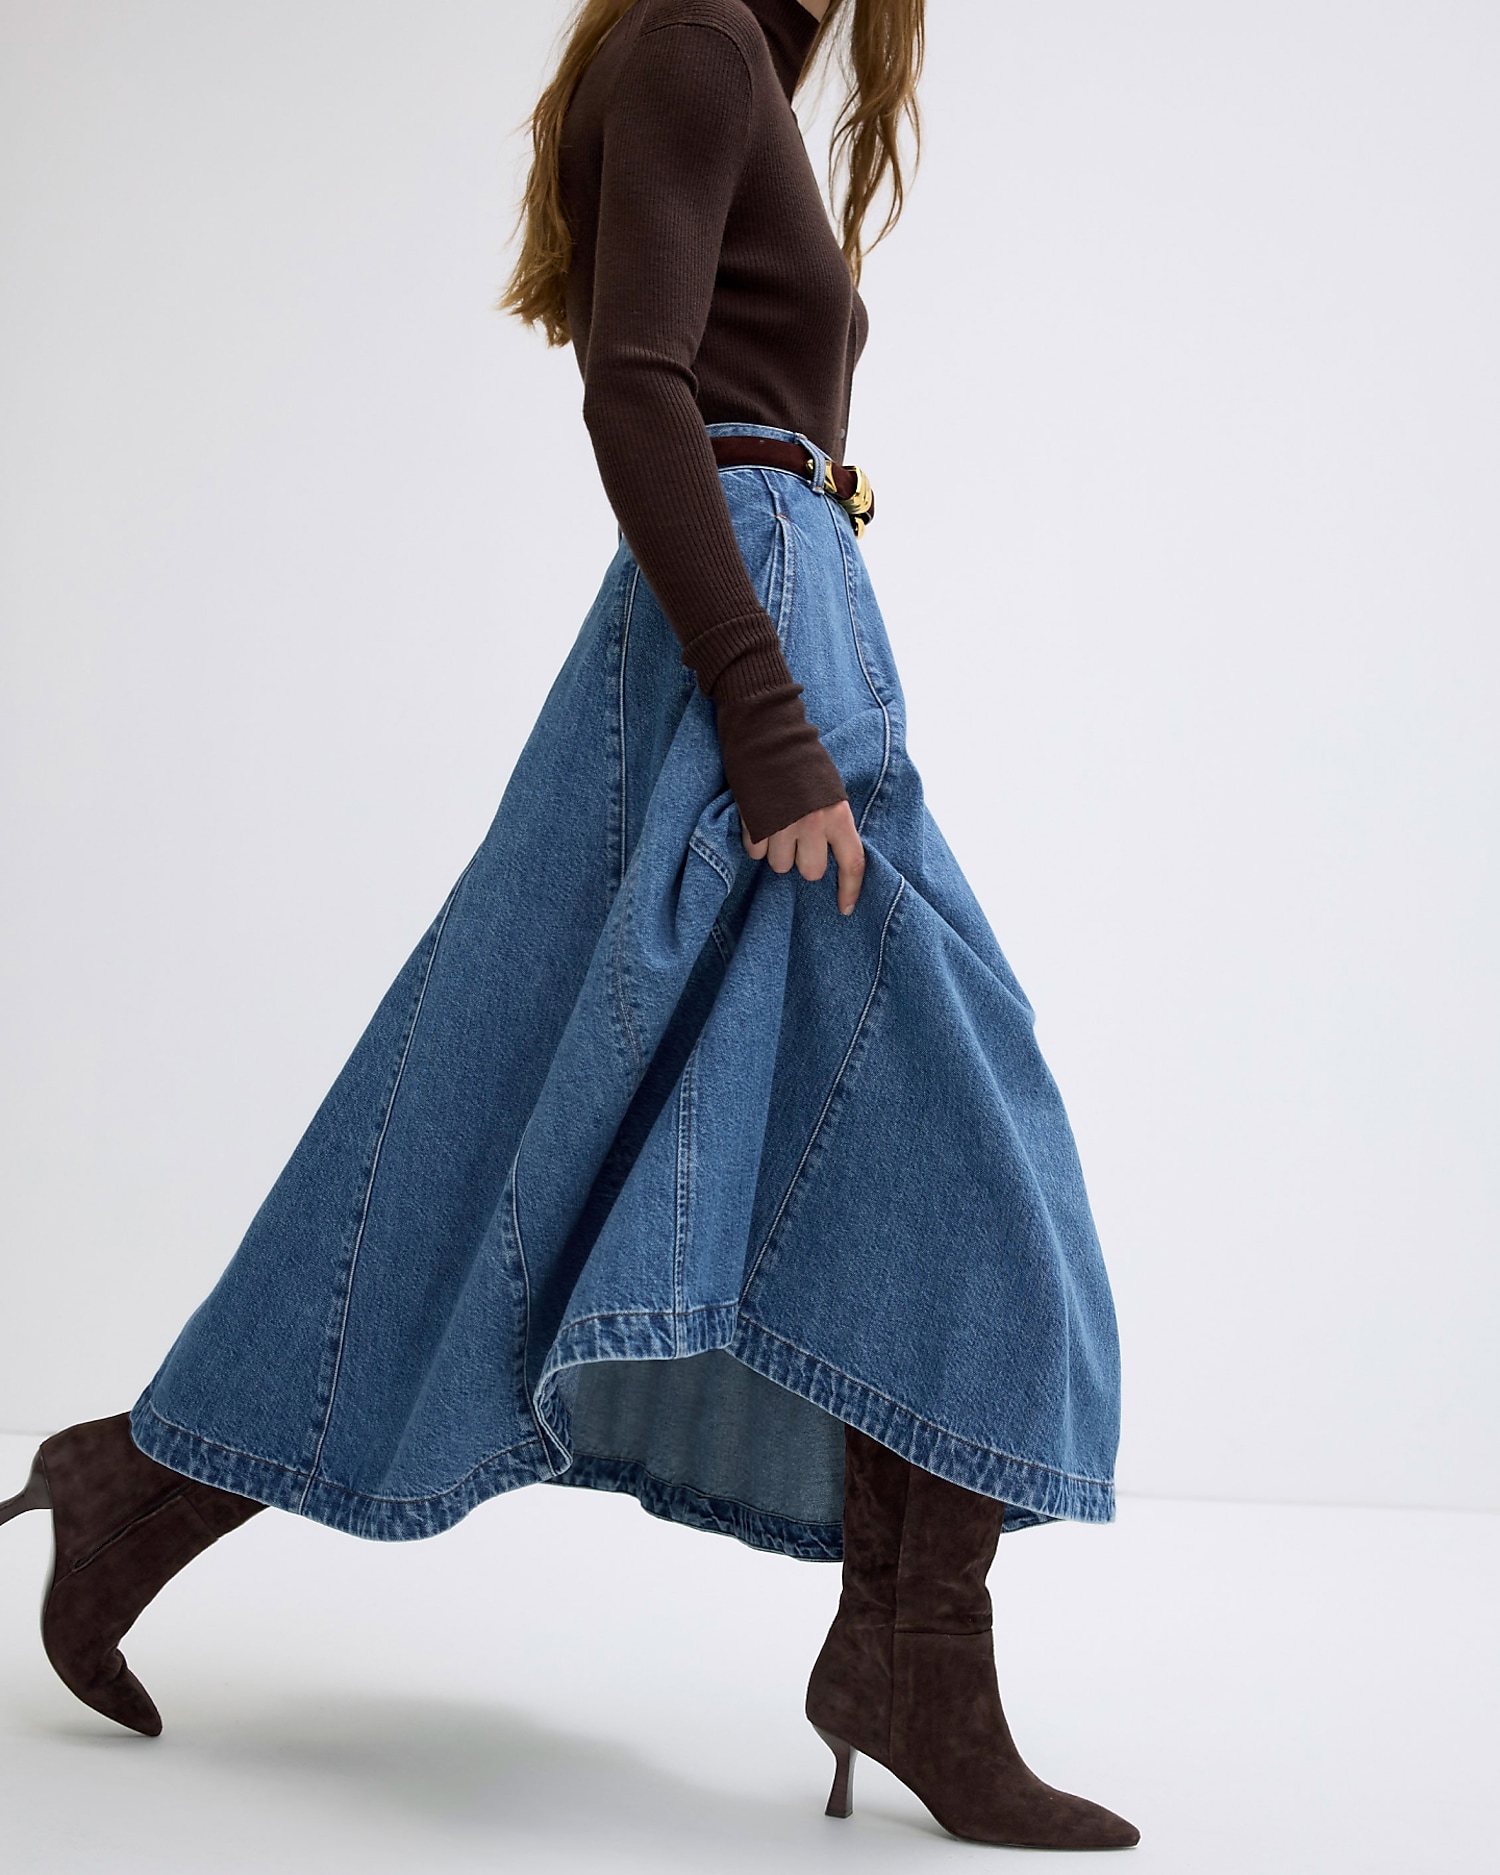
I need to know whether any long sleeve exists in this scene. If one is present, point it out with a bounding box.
[579,20,847,843]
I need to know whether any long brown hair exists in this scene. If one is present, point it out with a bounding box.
[501,0,924,346]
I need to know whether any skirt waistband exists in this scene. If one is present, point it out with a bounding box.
[709,433,875,538]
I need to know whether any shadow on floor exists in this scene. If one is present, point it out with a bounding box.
[43,1688,948,1869]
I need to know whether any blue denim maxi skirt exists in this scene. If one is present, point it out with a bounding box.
[131,424,1123,1560]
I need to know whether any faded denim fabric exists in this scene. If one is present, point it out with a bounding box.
[132,424,1123,1558]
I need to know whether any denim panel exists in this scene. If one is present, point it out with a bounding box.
[738,850,1118,1525]
[133,426,1122,1552]
[562,1349,845,1528]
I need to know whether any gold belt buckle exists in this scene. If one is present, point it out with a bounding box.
[822,458,875,538]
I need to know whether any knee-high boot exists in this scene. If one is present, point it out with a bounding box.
[806,1424,1139,1850]
[0,1413,263,1735]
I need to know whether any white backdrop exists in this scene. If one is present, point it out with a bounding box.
[2,0,1496,1512]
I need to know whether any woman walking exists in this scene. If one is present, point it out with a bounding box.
[3,0,1138,1850]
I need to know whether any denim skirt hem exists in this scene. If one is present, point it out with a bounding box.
[131,1391,846,1555]
[133,1285,1111,1551]
[132,424,1123,1560]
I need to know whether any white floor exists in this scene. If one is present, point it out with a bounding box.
[0,1434,1493,1874]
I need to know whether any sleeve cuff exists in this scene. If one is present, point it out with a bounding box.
[712,681,848,844]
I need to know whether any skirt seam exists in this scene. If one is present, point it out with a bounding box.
[508,1123,566,1476]
[832,501,894,835]
[688,829,735,889]
[297,866,472,1512]
[742,874,907,1291]
[613,562,642,895]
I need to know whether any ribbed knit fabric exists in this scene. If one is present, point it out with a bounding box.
[561,0,866,842]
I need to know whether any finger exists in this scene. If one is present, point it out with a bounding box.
[742,823,768,858]
[766,827,798,873]
[830,819,867,915]
[795,830,829,883]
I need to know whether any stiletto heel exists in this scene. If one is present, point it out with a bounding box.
[813,1724,857,1818]
[0,1451,50,1526]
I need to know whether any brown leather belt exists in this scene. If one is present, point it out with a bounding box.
[710,434,875,537]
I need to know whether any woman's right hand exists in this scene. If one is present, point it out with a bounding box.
[741,798,866,915]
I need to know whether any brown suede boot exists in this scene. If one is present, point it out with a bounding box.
[806,1425,1139,1849]
[0,1413,263,1735]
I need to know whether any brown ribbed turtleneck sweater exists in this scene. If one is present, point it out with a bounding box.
[561,0,868,842]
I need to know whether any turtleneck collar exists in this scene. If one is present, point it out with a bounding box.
[742,0,820,102]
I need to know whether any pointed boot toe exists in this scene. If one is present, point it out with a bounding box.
[918,1756,1142,1850]
[61,1650,164,1738]
[1011,1790,1140,1852]
[99,1662,164,1738]
[1090,1805,1141,1851]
